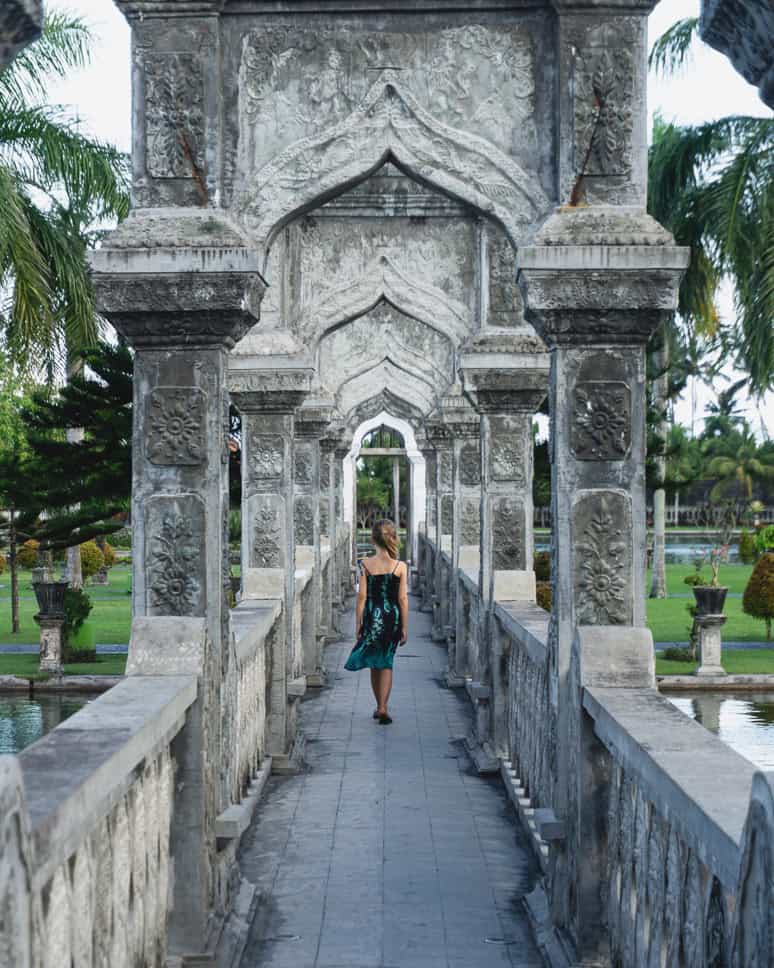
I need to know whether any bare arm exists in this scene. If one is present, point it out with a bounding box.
[398,563,409,645]
[355,569,367,638]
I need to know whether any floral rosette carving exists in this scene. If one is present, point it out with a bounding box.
[575,500,628,624]
[573,381,630,460]
[149,515,201,614]
[148,388,205,465]
[492,435,526,484]
[249,435,284,487]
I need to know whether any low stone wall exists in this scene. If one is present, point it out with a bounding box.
[420,535,774,965]
[1,676,195,968]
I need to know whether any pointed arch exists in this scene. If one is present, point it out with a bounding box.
[337,359,443,422]
[235,71,550,270]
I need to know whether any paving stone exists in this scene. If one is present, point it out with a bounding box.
[237,598,544,967]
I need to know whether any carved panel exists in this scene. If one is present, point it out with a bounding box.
[492,433,526,485]
[461,499,480,544]
[488,229,525,328]
[319,499,330,536]
[572,381,631,461]
[573,492,632,625]
[440,452,453,489]
[320,458,331,491]
[251,498,284,569]
[492,497,524,569]
[144,53,204,179]
[147,387,205,465]
[441,495,454,535]
[459,442,481,486]
[294,444,314,487]
[146,495,206,616]
[247,432,284,494]
[573,46,635,177]
[294,496,315,545]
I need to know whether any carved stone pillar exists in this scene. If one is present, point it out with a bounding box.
[426,420,453,648]
[319,426,342,640]
[519,206,688,959]
[294,400,334,687]
[334,441,351,606]
[91,208,263,958]
[229,365,312,772]
[440,384,481,687]
[418,443,437,614]
[461,335,549,772]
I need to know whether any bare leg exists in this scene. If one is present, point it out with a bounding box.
[370,669,380,712]
[375,669,393,715]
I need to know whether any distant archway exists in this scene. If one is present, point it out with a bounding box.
[343,411,426,566]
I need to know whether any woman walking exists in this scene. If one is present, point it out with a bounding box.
[344,520,408,724]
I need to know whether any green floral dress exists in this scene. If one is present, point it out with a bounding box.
[345,560,402,671]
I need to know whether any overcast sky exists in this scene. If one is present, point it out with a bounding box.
[47,0,772,438]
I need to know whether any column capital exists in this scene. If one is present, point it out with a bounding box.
[91,210,265,350]
[228,365,313,414]
[295,399,337,439]
[320,422,346,456]
[459,333,549,414]
[518,208,689,349]
[439,383,480,438]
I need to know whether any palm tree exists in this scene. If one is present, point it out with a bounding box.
[705,428,774,503]
[647,17,774,597]
[0,13,130,586]
[0,12,130,374]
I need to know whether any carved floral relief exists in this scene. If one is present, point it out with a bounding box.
[459,443,481,486]
[148,514,202,615]
[440,452,453,490]
[573,493,631,625]
[572,381,631,460]
[294,447,314,487]
[441,496,454,535]
[147,388,205,465]
[492,434,526,485]
[248,433,284,490]
[145,53,205,179]
[573,46,634,177]
[461,500,480,544]
[492,497,524,569]
[294,497,315,545]
[252,504,282,568]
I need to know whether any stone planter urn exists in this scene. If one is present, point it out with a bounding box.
[31,573,68,675]
[693,585,728,616]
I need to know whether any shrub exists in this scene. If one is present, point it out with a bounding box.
[110,527,132,549]
[738,529,757,564]
[755,525,774,555]
[229,509,242,546]
[79,541,105,582]
[534,551,551,582]
[102,541,117,569]
[662,646,693,663]
[63,587,93,646]
[743,552,774,641]
[0,552,5,575]
[64,621,96,663]
[536,581,552,612]
[17,539,40,570]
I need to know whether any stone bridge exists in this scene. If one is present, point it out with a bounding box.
[2,1,774,966]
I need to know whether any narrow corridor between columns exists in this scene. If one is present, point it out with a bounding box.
[236,595,545,968]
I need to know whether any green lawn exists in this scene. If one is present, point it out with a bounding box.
[656,649,774,677]
[0,565,132,646]
[0,652,126,678]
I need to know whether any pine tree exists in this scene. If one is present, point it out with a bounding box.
[743,552,774,641]
[15,342,133,550]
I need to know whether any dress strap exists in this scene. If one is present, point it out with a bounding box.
[391,559,401,574]
[361,560,370,575]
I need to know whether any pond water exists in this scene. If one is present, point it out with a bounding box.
[0,693,97,755]
[666,692,774,770]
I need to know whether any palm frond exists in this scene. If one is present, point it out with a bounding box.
[648,17,699,77]
[0,12,92,106]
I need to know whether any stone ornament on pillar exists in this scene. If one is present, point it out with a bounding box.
[147,387,207,465]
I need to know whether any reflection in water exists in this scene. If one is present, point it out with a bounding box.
[667,692,774,770]
[0,694,94,754]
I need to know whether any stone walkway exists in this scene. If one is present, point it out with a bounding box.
[236,597,544,968]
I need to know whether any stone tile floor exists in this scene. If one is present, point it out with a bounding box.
[237,598,544,968]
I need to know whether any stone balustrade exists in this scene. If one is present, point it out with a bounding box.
[419,534,774,966]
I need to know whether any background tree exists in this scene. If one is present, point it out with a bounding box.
[647,17,774,597]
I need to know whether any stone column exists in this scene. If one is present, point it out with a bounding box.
[294,400,334,687]
[426,420,453,647]
[320,424,344,640]
[418,443,437,613]
[392,457,401,531]
[334,441,352,606]
[519,206,687,959]
[696,613,727,677]
[229,365,312,772]
[91,208,263,958]
[461,335,549,771]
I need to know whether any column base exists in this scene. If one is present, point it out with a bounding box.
[446,671,466,689]
[271,731,307,775]
[464,733,500,774]
[696,664,726,677]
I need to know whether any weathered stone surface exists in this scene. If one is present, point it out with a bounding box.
[145,495,207,617]
[0,0,41,69]
[700,0,774,109]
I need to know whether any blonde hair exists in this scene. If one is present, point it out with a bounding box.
[372,519,399,559]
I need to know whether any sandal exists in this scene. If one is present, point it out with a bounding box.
[378,713,393,725]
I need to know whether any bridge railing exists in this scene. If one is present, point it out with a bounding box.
[2,675,194,967]
[419,534,774,966]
